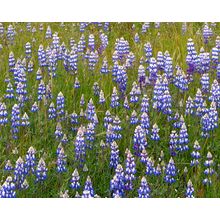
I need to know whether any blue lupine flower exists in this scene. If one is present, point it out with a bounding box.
[104,110,113,129]
[38,80,46,101]
[38,45,47,67]
[134,33,140,43]
[138,64,146,88]
[111,87,120,108]
[164,54,173,81]
[208,101,218,130]
[142,22,150,33]
[25,42,32,59]
[203,152,215,185]
[48,102,57,120]
[14,157,25,189]
[203,23,212,44]
[157,51,164,70]
[93,82,100,96]
[82,176,94,198]
[70,112,79,132]
[185,96,194,115]
[138,176,150,198]
[140,112,150,135]
[88,51,99,71]
[141,95,150,113]
[55,122,63,140]
[186,179,194,198]
[211,47,218,69]
[145,157,155,176]
[149,57,158,83]
[5,82,14,99]
[11,104,20,139]
[190,140,201,167]
[21,113,30,127]
[116,65,127,94]
[201,113,211,138]
[25,146,36,174]
[0,176,16,198]
[110,141,119,169]
[74,126,86,166]
[61,134,68,144]
[125,149,136,190]
[174,68,188,91]
[164,157,176,184]
[178,123,189,152]
[144,42,152,63]
[130,82,141,103]
[130,110,139,125]
[154,164,162,176]
[45,26,52,39]
[69,48,78,74]
[4,160,13,171]
[70,168,80,190]
[194,88,204,110]
[7,24,15,43]
[140,149,148,165]
[100,57,109,74]
[112,116,122,140]
[88,34,95,51]
[28,60,34,73]
[99,90,106,104]
[209,80,220,107]
[74,77,80,89]
[0,102,8,125]
[56,92,65,121]
[110,164,125,198]
[36,68,42,81]
[31,102,39,113]
[85,122,95,149]
[123,96,130,110]
[36,158,48,183]
[169,130,178,156]
[57,147,67,173]
[151,123,160,141]
[133,125,147,156]
[86,98,96,121]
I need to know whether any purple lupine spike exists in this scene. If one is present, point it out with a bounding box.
[151,123,160,141]
[35,158,48,183]
[138,176,150,198]
[190,140,201,167]
[178,123,189,152]
[164,157,176,184]
[169,130,178,156]
[111,87,120,108]
[25,146,36,174]
[186,179,194,198]
[4,160,13,171]
[125,149,136,191]
[133,125,147,156]
[14,157,25,189]
[0,176,16,198]
[70,168,80,190]
[110,164,125,198]
[110,141,119,169]
[82,176,94,198]
[56,92,65,121]
[203,152,215,185]
[0,102,8,126]
[57,147,67,173]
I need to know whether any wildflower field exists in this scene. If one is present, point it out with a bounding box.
[0,22,220,198]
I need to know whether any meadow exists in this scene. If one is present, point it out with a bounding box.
[0,22,219,198]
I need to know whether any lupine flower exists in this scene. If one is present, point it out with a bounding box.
[74,77,80,89]
[85,122,95,149]
[11,103,20,139]
[190,140,201,167]
[182,22,187,35]
[149,57,158,83]
[0,176,16,198]
[36,158,48,183]
[99,90,105,104]
[69,49,78,74]
[48,102,57,120]
[5,82,14,99]
[185,96,194,115]
[138,176,150,198]
[88,51,99,71]
[88,34,95,51]
[145,156,155,176]
[201,113,211,138]
[134,33,140,43]
[130,110,138,125]
[0,102,8,125]
[203,23,212,44]
[203,152,215,185]
[178,123,189,152]
[157,51,164,70]
[130,82,141,103]
[211,47,218,69]
[164,54,173,81]
[186,179,194,198]
[116,65,127,94]
[144,42,152,63]
[174,68,188,91]
[36,68,43,80]
[21,179,29,190]
[151,123,160,141]
[100,57,109,74]
[74,126,86,166]
[14,157,26,189]
[133,125,147,156]
[169,130,178,156]
[56,92,65,121]
[70,112,79,132]
[24,146,36,175]
[111,87,120,108]
[140,112,150,135]
[7,24,15,43]
[86,98,95,121]
[31,102,39,113]
[104,110,113,129]
[57,147,67,173]
[110,164,125,197]
[138,64,146,88]
[164,157,176,184]
[70,168,80,190]
[82,176,94,198]
[55,122,63,140]
[110,141,119,169]
[4,160,13,171]
[25,42,32,59]
[125,149,136,190]
[209,80,220,107]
